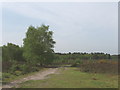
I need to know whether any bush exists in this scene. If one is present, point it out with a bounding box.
[19,64,39,74]
[2,73,13,80]
[7,63,40,75]
[19,64,30,74]
[9,64,30,75]
[31,67,39,72]
[2,61,12,73]
[71,60,83,67]
[97,59,108,64]
[14,71,22,76]
[10,64,21,74]
[71,63,80,67]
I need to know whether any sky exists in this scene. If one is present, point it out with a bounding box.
[1,2,118,54]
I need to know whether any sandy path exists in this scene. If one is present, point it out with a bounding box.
[2,68,58,88]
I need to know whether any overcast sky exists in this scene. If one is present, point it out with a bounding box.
[2,2,118,54]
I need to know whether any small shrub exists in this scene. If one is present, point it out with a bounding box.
[14,71,22,76]
[71,63,80,67]
[31,67,39,72]
[10,64,20,74]
[2,73,13,80]
[19,64,30,74]
[97,60,108,64]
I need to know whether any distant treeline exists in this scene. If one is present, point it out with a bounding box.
[55,52,111,59]
[56,52,119,60]
[51,52,117,65]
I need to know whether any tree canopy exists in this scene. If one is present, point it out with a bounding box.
[23,25,56,66]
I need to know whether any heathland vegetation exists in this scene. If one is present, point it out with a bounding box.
[1,25,118,87]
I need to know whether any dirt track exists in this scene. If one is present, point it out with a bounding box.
[2,68,58,88]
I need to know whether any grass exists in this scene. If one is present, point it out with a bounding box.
[19,67,118,88]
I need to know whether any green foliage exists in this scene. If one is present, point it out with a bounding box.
[19,64,30,74]
[23,25,55,66]
[71,59,82,67]
[71,63,79,67]
[10,64,20,73]
[2,73,14,81]
[19,64,39,74]
[2,43,24,62]
[2,43,24,73]
[14,71,22,76]
[53,52,112,65]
